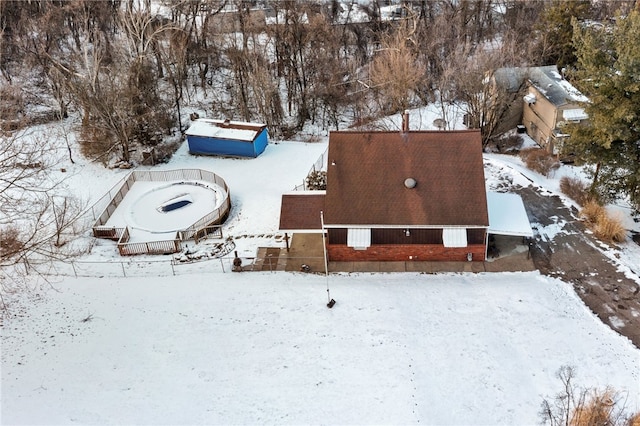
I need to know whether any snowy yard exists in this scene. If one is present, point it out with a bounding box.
[2,272,639,425]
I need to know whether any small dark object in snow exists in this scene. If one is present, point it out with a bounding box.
[327,299,336,308]
[300,264,310,273]
[233,252,242,272]
[159,199,192,212]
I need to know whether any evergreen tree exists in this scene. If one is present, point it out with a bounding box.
[535,0,591,69]
[567,10,640,210]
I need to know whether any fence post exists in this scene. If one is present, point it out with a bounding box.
[121,262,126,277]
[71,261,78,278]
[171,259,176,276]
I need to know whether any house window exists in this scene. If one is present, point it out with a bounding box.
[443,228,468,248]
[328,228,347,244]
[347,228,371,250]
[467,229,485,245]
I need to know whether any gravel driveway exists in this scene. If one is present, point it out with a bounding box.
[513,185,640,348]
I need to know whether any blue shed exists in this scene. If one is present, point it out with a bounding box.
[185,119,269,158]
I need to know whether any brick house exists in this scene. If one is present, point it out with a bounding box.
[279,129,491,262]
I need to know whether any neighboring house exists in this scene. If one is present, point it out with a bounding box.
[490,66,589,153]
[185,119,269,158]
[488,67,530,136]
[521,65,589,153]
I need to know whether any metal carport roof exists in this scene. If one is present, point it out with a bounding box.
[486,192,533,237]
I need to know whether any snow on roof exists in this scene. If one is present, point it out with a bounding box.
[557,78,590,103]
[528,66,590,106]
[487,192,533,237]
[185,119,266,142]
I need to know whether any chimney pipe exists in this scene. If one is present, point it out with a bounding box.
[402,110,409,133]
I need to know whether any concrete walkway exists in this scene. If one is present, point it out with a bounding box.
[253,233,536,274]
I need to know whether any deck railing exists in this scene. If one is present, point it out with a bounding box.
[116,227,182,256]
[92,169,230,255]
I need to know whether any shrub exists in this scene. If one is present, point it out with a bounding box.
[559,176,590,205]
[593,212,627,243]
[580,200,627,243]
[496,134,523,152]
[540,365,638,426]
[305,170,327,190]
[520,148,561,176]
[0,226,23,260]
[627,413,640,426]
[579,199,604,225]
[0,85,26,132]
[570,388,618,426]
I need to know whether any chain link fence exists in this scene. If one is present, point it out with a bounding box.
[22,254,327,278]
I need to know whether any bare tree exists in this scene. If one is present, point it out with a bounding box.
[0,130,85,271]
[47,3,176,165]
[369,17,424,116]
[539,365,637,426]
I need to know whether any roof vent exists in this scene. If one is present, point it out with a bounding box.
[404,178,417,189]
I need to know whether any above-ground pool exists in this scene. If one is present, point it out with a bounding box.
[123,181,226,234]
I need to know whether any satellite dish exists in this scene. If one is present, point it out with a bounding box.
[433,118,446,129]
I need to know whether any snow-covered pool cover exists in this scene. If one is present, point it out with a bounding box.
[185,119,264,142]
[487,192,533,237]
[104,181,226,242]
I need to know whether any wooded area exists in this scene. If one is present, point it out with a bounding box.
[1,0,635,162]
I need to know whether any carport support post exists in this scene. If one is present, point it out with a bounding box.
[284,233,290,252]
[484,231,489,260]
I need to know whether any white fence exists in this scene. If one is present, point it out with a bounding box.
[292,148,328,191]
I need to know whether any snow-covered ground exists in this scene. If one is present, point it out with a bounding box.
[2,105,640,424]
[2,272,639,425]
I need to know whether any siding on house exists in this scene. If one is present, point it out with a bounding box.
[326,227,487,261]
[522,85,557,148]
[327,243,486,262]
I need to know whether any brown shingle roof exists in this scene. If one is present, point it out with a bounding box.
[279,193,326,231]
[324,130,488,227]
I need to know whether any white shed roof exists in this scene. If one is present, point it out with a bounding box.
[487,192,533,237]
[185,119,265,142]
